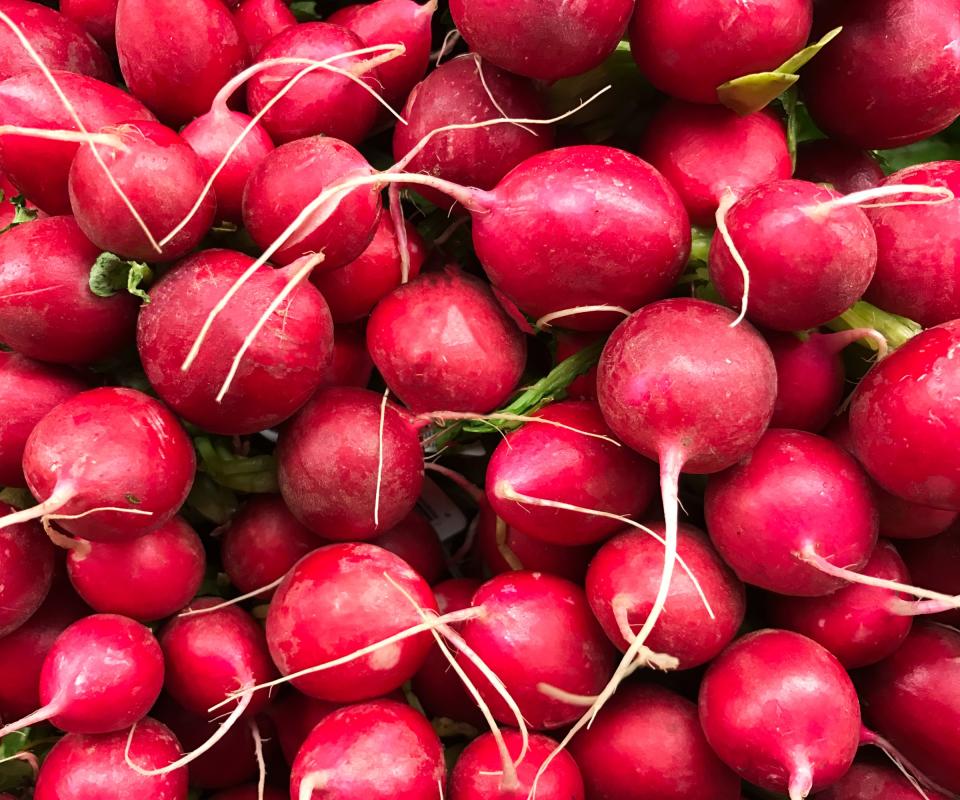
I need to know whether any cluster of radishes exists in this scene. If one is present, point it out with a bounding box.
[0,0,959,798]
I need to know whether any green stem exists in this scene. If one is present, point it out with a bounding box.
[826,301,921,351]
[194,437,279,493]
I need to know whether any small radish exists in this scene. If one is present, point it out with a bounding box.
[794,140,885,194]
[898,524,960,626]
[699,629,861,799]
[0,503,55,636]
[322,324,375,389]
[816,758,951,800]
[370,510,446,585]
[266,691,340,765]
[59,0,118,49]
[231,0,294,58]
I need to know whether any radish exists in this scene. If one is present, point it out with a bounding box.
[586,521,746,670]
[708,179,878,332]
[232,0,294,58]
[277,387,424,539]
[321,323,375,389]
[115,0,247,126]
[290,699,444,800]
[765,540,913,668]
[0,613,164,736]
[448,0,633,81]
[802,0,960,149]
[629,0,812,104]
[639,101,791,227]
[570,683,741,800]
[553,332,601,401]
[65,516,206,622]
[485,400,657,545]
[699,629,861,799]
[0,352,87,485]
[137,248,334,435]
[367,269,528,414]
[0,502,54,636]
[370,510,446,585]
[858,622,960,794]
[59,0,118,49]
[794,140,885,195]
[817,758,951,800]
[451,730,584,800]
[899,524,960,626]
[265,543,437,702]
[68,121,217,262]
[266,691,340,765]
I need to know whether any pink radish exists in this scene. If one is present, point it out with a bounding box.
[699,629,861,799]
[232,0,294,58]
[794,140,885,195]
[0,502,55,636]
[59,0,118,49]
[899,525,960,626]
[321,324,375,389]
[367,269,528,414]
[266,691,340,765]
[817,758,951,800]
[570,683,741,800]
[370,510,446,585]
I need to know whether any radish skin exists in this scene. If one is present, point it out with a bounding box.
[231,0,294,57]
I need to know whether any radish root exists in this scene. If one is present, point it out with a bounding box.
[715,189,749,328]
[177,576,287,617]
[788,759,814,800]
[374,387,390,529]
[250,717,267,800]
[807,184,954,217]
[420,411,621,445]
[0,126,126,148]
[424,462,484,503]
[535,305,630,330]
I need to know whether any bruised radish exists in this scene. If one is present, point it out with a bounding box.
[898,525,960,626]
[370,510,446,585]
[817,758,951,800]
[794,140,885,195]
[0,503,54,636]
[699,629,860,799]
[59,0,118,49]
[231,0,294,57]
[321,324,375,389]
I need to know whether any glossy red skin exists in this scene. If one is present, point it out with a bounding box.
[367,270,528,413]
[242,135,380,269]
[266,543,437,701]
[699,629,861,796]
[34,717,188,800]
[24,387,194,541]
[554,331,601,400]
[597,299,777,473]
[849,320,960,510]
[328,0,434,105]
[69,121,216,262]
[858,623,960,793]
[486,401,656,544]
[137,249,334,435]
[571,683,741,800]
[898,523,960,626]
[59,0,118,49]
[0,0,112,81]
[802,0,960,148]
[0,173,19,228]
[290,700,444,800]
[369,510,446,584]
[66,516,205,622]
[766,540,913,668]
[449,0,632,81]
[640,102,791,226]
[313,214,426,324]
[709,179,877,331]
[706,429,878,596]
[277,387,424,539]
[40,614,164,733]
[0,70,155,215]
[794,140,885,195]
[322,323,374,388]
[232,0,294,57]
[0,501,54,637]
[0,216,139,364]
[816,759,950,800]
[392,54,553,209]
[115,0,247,126]
[181,109,275,224]
[475,146,691,331]
[452,730,584,800]
[266,691,340,765]
[211,787,286,800]
[458,571,616,730]
[629,0,812,104]
[587,522,746,669]
[247,23,380,145]
[160,599,276,716]
[222,495,320,598]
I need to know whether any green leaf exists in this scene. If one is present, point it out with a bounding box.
[826,301,922,352]
[195,436,279,493]
[288,0,319,21]
[89,252,154,303]
[0,193,38,235]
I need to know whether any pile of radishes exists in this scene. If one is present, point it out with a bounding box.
[0,0,959,797]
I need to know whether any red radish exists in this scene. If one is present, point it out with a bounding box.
[485,401,657,545]
[0,0,112,81]
[570,683,741,800]
[242,135,381,269]
[265,543,437,702]
[858,623,960,794]
[370,510,446,585]
[328,0,436,105]
[68,121,217,262]
[587,522,746,669]
[59,0,118,49]
[457,571,616,730]
[0,352,87,485]
[0,613,164,736]
[221,495,320,598]
[448,0,633,81]
[277,387,424,539]
[816,758,951,800]
[321,323,375,388]
[802,0,960,148]
[66,516,206,622]
[640,102,791,226]
[629,0,812,104]
[766,540,913,668]
[0,172,22,228]
[0,70,155,215]
[392,54,553,209]
[451,730,584,800]
[115,0,247,126]
[312,213,426,324]
[0,216,139,365]
[699,629,861,799]
[898,525,960,626]
[708,179,878,331]
[0,503,54,636]
[266,691,340,765]
[290,700,444,800]
[794,140,885,194]
[232,0,294,58]
[137,249,334,435]
[553,331,601,400]
[367,270,528,413]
